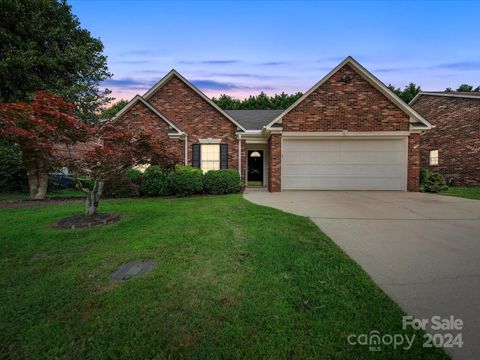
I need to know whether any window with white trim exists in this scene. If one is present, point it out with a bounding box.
[429,150,439,166]
[200,144,220,172]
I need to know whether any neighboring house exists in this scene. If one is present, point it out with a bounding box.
[112,56,431,192]
[410,92,480,187]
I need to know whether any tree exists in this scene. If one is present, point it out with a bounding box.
[212,91,304,110]
[388,83,421,103]
[100,100,128,121]
[0,0,112,124]
[63,126,175,216]
[0,91,88,199]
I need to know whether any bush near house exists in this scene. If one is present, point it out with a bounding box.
[420,169,448,193]
[140,166,172,196]
[103,174,139,198]
[125,168,143,186]
[0,141,27,192]
[168,165,203,197]
[204,169,241,195]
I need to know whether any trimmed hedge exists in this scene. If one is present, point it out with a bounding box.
[103,174,139,198]
[125,168,143,186]
[203,169,241,195]
[0,141,27,192]
[140,166,172,196]
[168,165,203,197]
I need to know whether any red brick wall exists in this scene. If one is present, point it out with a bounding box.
[408,133,421,192]
[268,134,281,192]
[282,64,410,132]
[412,96,480,187]
[147,75,240,169]
[114,101,184,162]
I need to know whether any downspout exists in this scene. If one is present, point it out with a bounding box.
[184,134,188,165]
[238,134,241,174]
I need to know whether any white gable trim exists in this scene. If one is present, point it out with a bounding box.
[410,91,480,105]
[111,95,183,134]
[143,69,247,131]
[264,56,432,130]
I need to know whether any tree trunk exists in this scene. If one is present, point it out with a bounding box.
[26,163,49,200]
[84,180,104,217]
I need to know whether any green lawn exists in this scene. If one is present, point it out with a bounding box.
[0,188,84,201]
[0,195,448,359]
[441,187,480,200]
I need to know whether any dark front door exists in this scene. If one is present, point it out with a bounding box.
[248,150,263,184]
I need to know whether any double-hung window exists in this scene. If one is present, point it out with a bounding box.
[200,144,220,172]
[192,142,228,173]
[429,150,439,166]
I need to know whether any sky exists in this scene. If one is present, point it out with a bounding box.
[70,0,480,103]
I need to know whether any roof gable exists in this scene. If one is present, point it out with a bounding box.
[111,95,183,134]
[265,56,432,130]
[143,69,247,131]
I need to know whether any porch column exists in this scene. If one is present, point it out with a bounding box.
[407,133,421,192]
[268,134,281,192]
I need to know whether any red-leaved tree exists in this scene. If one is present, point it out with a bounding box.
[0,91,88,199]
[64,124,177,216]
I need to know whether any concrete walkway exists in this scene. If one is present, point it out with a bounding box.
[244,190,480,359]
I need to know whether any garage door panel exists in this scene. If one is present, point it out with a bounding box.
[283,164,404,177]
[282,138,406,190]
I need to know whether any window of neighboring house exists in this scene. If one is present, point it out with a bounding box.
[200,144,220,172]
[429,150,439,165]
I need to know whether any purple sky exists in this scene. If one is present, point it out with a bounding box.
[70,0,480,103]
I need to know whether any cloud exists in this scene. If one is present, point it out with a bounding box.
[260,61,289,66]
[114,59,151,65]
[430,61,480,71]
[191,80,240,90]
[102,78,156,89]
[192,79,275,91]
[180,60,240,65]
[208,72,285,80]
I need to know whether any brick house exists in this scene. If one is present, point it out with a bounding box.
[410,92,480,187]
[112,56,432,192]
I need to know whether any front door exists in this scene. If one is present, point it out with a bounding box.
[248,150,263,185]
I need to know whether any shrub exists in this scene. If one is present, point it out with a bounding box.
[169,165,203,197]
[420,170,448,193]
[203,169,241,195]
[140,166,172,196]
[0,140,27,192]
[103,174,139,198]
[125,168,143,186]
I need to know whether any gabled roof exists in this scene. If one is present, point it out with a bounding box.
[225,109,284,130]
[143,69,247,132]
[111,95,183,134]
[264,56,432,130]
[409,91,480,105]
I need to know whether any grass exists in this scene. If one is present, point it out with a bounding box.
[441,186,480,200]
[0,195,448,359]
[0,188,84,201]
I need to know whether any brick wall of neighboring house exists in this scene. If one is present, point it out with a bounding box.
[268,134,281,192]
[408,133,421,192]
[113,100,184,163]
[147,75,241,169]
[412,95,480,187]
[282,64,410,132]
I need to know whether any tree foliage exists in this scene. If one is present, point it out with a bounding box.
[388,83,421,103]
[64,126,177,216]
[100,100,128,121]
[446,84,480,92]
[0,0,112,124]
[212,91,303,110]
[0,91,89,199]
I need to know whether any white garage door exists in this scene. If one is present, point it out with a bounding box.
[282,138,407,190]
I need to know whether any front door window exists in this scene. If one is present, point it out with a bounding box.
[248,150,263,186]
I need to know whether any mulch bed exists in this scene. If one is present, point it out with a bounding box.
[52,213,120,229]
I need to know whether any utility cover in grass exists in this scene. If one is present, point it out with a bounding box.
[111,260,154,281]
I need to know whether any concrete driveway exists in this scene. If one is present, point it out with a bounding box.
[244,190,480,359]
